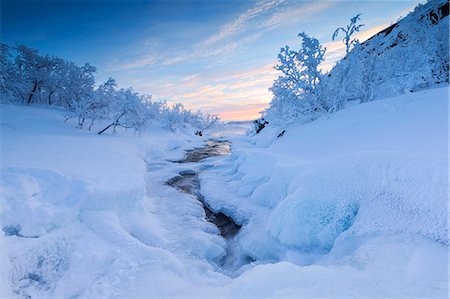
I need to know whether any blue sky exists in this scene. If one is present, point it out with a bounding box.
[2,0,422,120]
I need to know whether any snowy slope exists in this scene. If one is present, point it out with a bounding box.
[264,0,449,126]
[201,86,448,297]
[319,0,449,108]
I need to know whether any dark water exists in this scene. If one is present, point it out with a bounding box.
[167,140,250,270]
[176,140,231,163]
[166,172,241,240]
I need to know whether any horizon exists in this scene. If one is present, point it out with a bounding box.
[2,0,423,120]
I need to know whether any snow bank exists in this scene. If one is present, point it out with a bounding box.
[0,103,229,297]
[201,87,448,296]
[223,234,447,298]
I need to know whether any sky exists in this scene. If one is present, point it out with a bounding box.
[1,0,422,120]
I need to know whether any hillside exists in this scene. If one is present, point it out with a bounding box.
[264,0,449,125]
[319,0,448,109]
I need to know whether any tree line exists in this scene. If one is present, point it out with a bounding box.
[0,44,218,134]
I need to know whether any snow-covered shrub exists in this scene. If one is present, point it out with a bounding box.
[318,41,373,112]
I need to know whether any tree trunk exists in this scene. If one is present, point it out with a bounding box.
[88,119,95,131]
[27,82,37,104]
[48,91,55,105]
[98,123,115,135]
[78,117,85,128]
[64,115,74,123]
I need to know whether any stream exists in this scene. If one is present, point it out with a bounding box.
[166,139,251,271]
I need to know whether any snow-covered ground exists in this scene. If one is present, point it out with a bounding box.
[0,86,448,298]
[0,104,225,298]
[202,86,449,297]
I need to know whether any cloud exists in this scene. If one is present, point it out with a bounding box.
[202,0,286,46]
[118,53,161,69]
[160,31,264,66]
[262,1,336,31]
[215,103,268,121]
[194,0,335,61]
[115,0,335,70]
[113,18,395,121]
[132,61,277,120]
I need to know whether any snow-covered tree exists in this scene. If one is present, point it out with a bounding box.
[58,62,97,127]
[74,77,115,130]
[1,43,220,134]
[318,41,374,112]
[265,32,326,125]
[0,44,18,103]
[14,45,58,104]
[332,14,364,55]
[40,58,66,106]
[296,32,326,95]
[97,88,148,135]
[198,113,219,132]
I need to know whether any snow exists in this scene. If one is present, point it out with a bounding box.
[222,235,447,298]
[201,86,449,295]
[0,103,228,298]
[1,86,448,298]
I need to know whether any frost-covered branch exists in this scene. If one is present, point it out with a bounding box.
[332,13,364,55]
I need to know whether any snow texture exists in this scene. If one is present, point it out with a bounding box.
[1,88,447,298]
[201,87,449,296]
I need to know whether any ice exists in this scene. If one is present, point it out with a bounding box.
[269,192,359,251]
